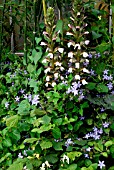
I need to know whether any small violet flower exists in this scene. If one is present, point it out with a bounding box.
[5,102,9,108]
[103,122,110,128]
[98,160,105,169]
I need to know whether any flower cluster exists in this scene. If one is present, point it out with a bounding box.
[40,161,52,170]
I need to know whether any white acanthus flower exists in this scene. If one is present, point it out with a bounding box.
[54,72,59,78]
[42,58,47,63]
[84,31,89,34]
[40,42,47,46]
[45,161,51,168]
[58,48,64,53]
[85,59,89,63]
[52,82,56,87]
[85,40,90,45]
[75,75,80,80]
[46,76,50,82]
[75,63,80,69]
[67,42,73,48]
[77,12,80,16]
[55,61,62,66]
[83,52,89,58]
[74,44,81,50]
[82,79,88,85]
[40,163,45,170]
[69,59,73,63]
[68,67,73,73]
[47,53,53,59]
[66,32,73,36]
[44,67,51,74]
[68,52,73,58]
[60,76,64,80]
[45,82,49,87]
[83,68,90,73]
[61,155,69,164]
[60,66,64,71]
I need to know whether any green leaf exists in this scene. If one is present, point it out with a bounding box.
[112,36,114,44]
[86,119,93,125]
[45,154,58,163]
[67,151,82,161]
[35,37,42,44]
[33,51,42,65]
[74,121,83,131]
[10,129,20,141]
[101,152,108,157]
[28,79,38,93]
[3,137,12,147]
[53,141,63,151]
[54,20,63,35]
[86,82,96,90]
[27,63,36,73]
[104,141,113,147]
[110,145,114,158]
[111,5,114,12]
[16,100,30,115]
[52,127,61,139]
[40,140,52,150]
[96,43,111,53]
[108,166,114,170]
[6,115,19,128]
[23,138,38,143]
[32,124,53,133]
[96,83,108,93]
[0,153,11,164]
[92,31,102,40]
[41,115,51,124]
[53,118,62,126]
[75,139,87,146]
[96,62,105,74]
[94,142,103,152]
[90,163,98,170]
[30,108,46,117]
[7,162,23,170]
[67,164,77,170]
[85,159,92,167]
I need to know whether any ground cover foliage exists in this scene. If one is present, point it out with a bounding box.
[1,0,114,169]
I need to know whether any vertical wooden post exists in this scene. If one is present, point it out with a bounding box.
[33,0,36,49]
[0,0,5,64]
[24,0,27,65]
[111,0,114,64]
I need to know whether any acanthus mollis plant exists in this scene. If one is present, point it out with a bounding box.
[41,7,65,89]
[41,0,90,100]
[64,0,90,101]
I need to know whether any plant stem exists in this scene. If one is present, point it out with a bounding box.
[42,0,47,25]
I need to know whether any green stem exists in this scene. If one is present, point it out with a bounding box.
[42,0,47,25]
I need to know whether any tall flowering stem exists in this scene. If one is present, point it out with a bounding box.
[41,7,63,88]
[66,0,90,85]
[42,0,47,25]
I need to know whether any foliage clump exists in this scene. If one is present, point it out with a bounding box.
[0,0,114,170]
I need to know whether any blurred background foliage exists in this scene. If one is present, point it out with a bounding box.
[0,0,111,57]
